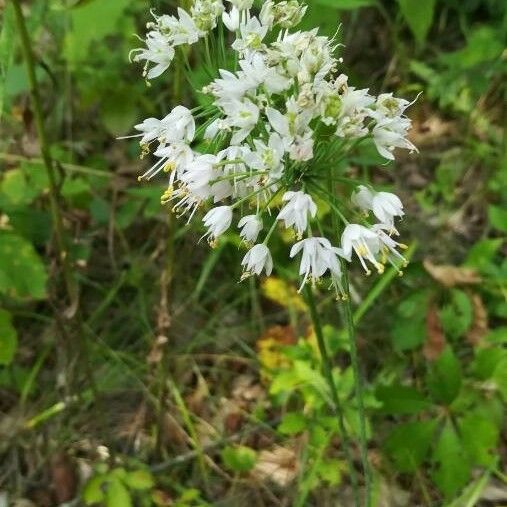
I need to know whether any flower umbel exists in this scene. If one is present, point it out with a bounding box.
[128,0,416,289]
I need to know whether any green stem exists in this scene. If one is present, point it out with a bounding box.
[343,267,372,507]
[12,0,77,308]
[303,285,361,507]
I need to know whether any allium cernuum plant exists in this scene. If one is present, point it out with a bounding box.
[128,0,417,296]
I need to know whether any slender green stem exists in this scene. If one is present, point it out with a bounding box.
[303,285,361,507]
[12,0,77,307]
[342,267,372,507]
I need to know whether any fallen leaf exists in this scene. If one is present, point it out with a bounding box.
[50,452,77,503]
[251,446,298,487]
[261,277,306,312]
[257,325,296,379]
[423,260,481,288]
[466,293,489,346]
[424,303,446,360]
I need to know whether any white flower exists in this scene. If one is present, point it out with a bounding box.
[222,99,260,144]
[373,93,412,119]
[191,0,224,32]
[232,16,268,54]
[340,224,383,275]
[277,191,317,237]
[132,30,175,79]
[241,244,273,276]
[222,6,240,31]
[133,117,165,145]
[372,117,417,160]
[371,224,408,269]
[161,106,196,144]
[352,186,404,226]
[202,205,233,241]
[239,54,292,94]
[244,132,285,180]
[238,215,262,243]
[180,153,217,193]
[289,132,314,161]
[290,237,343,290]
[158,8,201,45]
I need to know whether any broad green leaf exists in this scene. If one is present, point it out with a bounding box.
[1,169,29,205]
[278,412,307,435]
[465,239,503,271]
[488,205,507,233]
[0,309,17,365]
[439,289,472,340]
[0,231,48,299]
[124,470,154,490]
[221,445,257,473]
[459,414,499,466]
[100,89,139,136]
[397,0,436,45]
[492,357,507,401]
[472,347,507,380]
[432,421,471,499]
[426,346,462,405]
[106,478,132,507]
[64,0,131,64]
[384,420,437,472]
[376,384,430,414]
[82,474,106,504]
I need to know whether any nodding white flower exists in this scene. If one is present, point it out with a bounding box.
[222,6,240,31]
[162,106,196,144]
[244,132,285,180]
[290,237,343,290]
[202,206,233,242]
[371,223,408,270]
[232,16,269,54]
[373,93,411,119]
[191,0,224,32]
[180,153,217,193]
[222,99,260,145]
[340,224,383,275]
[289,132,314,161]
[239,54,292,94]
[372,117,418,160]
[133,117,165,145]
[241,244,273,276]
[238,215,263,243]
[132,30,175,79]
[277,191,317,237]
[352,186,404,226]
[158,8,201,45]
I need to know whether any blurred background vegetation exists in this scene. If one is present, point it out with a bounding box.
[0,0,506,505]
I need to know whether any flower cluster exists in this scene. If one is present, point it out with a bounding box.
[129,0,416,297]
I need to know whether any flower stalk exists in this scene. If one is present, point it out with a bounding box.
[12,0,77,310]
[304,284,361,507]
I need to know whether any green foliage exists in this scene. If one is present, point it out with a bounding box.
[397,0,436,45]
[0,231,48,299]
[221,445,257,472]
[0,309,17,365]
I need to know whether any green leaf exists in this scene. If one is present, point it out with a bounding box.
[459,413,499,466]
[124,470,154,490]
[465,239,503,271]
[100,89,139,136]
[432,421,471,499]
[384,420,437,472]
[0,309,17,365]
[83,474,106,504]
[492,357,507,401]
[375,384,430,414]
[439,289,472,340]
[390,291,429,351]
[221,445,257,473]
[0,3,16,120]
[472,347,507,380]
[64,0,131,64]
[1,169,29,205]
[278,412,307,435]
[426,346,462,405]
[106,478,132,507]
[488,205,507,232]
[397,0,436,45]
[313,0,377,9]
[0,231,48,299]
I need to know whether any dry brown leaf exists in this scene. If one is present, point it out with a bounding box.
[50,452,77,504]
[251,446,298,487]
[424,259,482,288]
[467,293,489,346]
[424,303,446,361]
